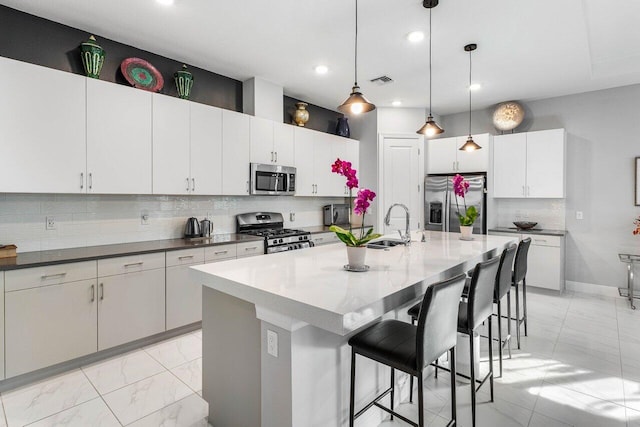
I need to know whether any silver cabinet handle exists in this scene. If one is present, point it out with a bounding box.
[246,180,250,193]
[534,239,547,243]
[89,173,93,190]
[522,186,525,196]
[41,272,66,279]
[214,250,228,255]
[80,172,84,190]
[271,151,274,162]
[456,161,459,171]
[275,152,278,162]
[90,284,95,302]
[527,186,530,196]
[186,178,190,192]
[178,255,194,260]
[316,237,324,242]
[245,246,258,251]
[99,283,104,300]
[124,262,144,267]
[453,161,456,171]
[192,178,196,192]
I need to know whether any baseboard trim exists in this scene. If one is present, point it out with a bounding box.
[565,280,621,297]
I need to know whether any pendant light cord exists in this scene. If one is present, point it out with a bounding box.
[354,0,358,86]
[429,7,432,115]
[468,47,472,136]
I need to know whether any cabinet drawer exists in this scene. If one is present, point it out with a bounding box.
[312,232,340,246]
[166,248,205,267]
[521,234,561,247]
[236,241,264,258]
[98,252,165,277]
[204,243,237,262]
[5,261,97,292]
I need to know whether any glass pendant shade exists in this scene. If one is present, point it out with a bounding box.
[338,86,376,115]
[459,136,482,152]
[416,115,444,136]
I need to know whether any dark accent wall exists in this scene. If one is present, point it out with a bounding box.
[0,5,242,111]
[284,96,345,135]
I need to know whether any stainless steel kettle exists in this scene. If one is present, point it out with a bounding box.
[201,219,213,238]
[184,217,201,238]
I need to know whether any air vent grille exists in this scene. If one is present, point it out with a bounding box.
[370,76,394,85]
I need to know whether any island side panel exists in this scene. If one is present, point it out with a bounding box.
[202,287,261,427]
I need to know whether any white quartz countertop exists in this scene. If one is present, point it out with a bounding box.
[191,231,516,336]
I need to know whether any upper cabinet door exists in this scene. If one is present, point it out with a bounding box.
[87,79,152,194]
[273,123,295,167]
[191,103,223,195]
[293,127,315,196]
[456,134,490,173]
[0,57,86,193]
[221,110,251,195]
[526,129,565,198]
[492,133,527,198]
[152,94,190,195]
[427,137,457,174]
[249,116,274,164]
[312,133,337,197]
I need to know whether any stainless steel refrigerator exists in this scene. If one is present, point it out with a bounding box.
[424,174,487,234]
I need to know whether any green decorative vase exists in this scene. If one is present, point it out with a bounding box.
[80,35,105,79]
[174,65,194,99]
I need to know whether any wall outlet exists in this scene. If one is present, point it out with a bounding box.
[46,216,56,230]
[576,211,584,220]
[267,329,278,357]
[141,213,150,225]
[290,212,295,222]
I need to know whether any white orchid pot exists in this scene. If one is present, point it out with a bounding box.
[347,245,367,268]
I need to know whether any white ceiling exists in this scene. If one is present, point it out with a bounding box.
[2,0,639,115]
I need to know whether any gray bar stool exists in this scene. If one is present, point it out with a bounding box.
[348,273,467,427]
[512,238,531,349]
[494,244,518,377]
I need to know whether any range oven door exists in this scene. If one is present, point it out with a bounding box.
[250,163,296,195]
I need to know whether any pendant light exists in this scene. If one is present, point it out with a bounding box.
[416,1,444,136]
[459,43,482,152]
[338,0,376,115]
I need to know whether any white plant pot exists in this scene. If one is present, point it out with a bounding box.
[460,225,473,240]
[347,245,367,268]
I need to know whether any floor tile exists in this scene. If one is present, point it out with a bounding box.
[144,335,202,369]
[191,330,202,340]
[82,350,166,395]
[26,398,120,427]
[102,371,192,426]
[2,369,98,427]
[528,412,572,427]
[628,407,640,427]
[170,359,202,393]
[126,394,207,427]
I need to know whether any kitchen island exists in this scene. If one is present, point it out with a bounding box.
[191,231,516,427]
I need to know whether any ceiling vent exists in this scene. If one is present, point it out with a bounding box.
[370,75,394,85]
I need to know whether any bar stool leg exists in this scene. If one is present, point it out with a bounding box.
[497,299,503,378]
[410,318,415,403]
[523,278,528,337]
[507,290,512,359]
[349,350,356,427]
[488,315,494,402]
[469,332,477,427]
[514,283,521,349]
[449,347,457,424]
[390,368,395,421]
[418,371,425,427]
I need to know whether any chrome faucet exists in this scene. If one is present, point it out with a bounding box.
[384,203,411,245]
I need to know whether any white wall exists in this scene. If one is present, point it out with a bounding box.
[377,108,429,134]
[441,84,640,289]
[0,194,344,253]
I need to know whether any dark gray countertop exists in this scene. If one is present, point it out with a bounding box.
[0,234,263,271]
[489,227,567,237]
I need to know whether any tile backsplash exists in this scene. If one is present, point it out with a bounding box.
[0,194,345,253]
[494,198,566,230]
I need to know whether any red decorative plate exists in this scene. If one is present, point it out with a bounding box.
[120,57,164,92]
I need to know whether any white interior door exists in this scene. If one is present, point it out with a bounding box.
[380,135,423,234]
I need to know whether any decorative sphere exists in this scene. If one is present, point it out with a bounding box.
[492,101,525,131]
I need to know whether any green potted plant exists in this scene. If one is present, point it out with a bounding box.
[452,174,478,240]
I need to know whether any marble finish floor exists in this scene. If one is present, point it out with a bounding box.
[0,289,639,426]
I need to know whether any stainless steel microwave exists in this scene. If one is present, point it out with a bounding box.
[250,163,296,195]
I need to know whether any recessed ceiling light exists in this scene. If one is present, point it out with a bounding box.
[156,0,174,5]
[392,100,402,107]
[314,65,329,75]
[469,83,482,91]
[406,31,425,43]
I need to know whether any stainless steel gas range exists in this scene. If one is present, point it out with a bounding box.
[236,212,312,254]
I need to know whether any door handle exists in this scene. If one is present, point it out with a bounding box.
[275,152,278,162]
[453,161,456,171]
[186,178,190,192]
[214,250,228,255]
[41,272,67,279]
[99,283,104,300]
[522,186,525,196]
[192,178,196,192]
[88,173,93,190]
[178,255,194,260]
[526,186,530,197]
[90,284,95,302]
[124,262,144,268]
[80,172,84,190]
[270,151,274,162]
[456,161,459,171]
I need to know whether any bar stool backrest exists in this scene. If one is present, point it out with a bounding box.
[467,256,501,331]
[495,244,518,301]
[416,273,467,369]
[513,238,532,284]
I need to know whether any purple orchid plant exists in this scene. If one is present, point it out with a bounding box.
[452,174,478,226]
[329,159,382,247]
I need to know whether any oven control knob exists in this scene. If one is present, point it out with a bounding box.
[279,239,283,243]
[303,235,308,240]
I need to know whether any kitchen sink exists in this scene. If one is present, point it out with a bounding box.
[367,239,405,249]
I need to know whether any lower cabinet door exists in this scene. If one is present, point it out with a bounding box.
[166,263,202,330]
[526,244,561,291]
[5,279,98,378]
[98,269,165,350]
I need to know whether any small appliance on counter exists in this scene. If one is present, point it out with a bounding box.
[201,218,213,238]
[0,244,17,259]
[323,204,351,226]
[184,217,201,238]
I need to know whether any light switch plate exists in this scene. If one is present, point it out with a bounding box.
[576,211,584,220]
[267,329,278,357]
[46,216,56,230]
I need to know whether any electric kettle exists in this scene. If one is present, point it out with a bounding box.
[184,217,201,238]
[201,219,213,238]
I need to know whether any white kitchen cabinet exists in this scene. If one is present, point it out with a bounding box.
[311,232,341,246]
[427,134,490,174]
[493,129,565,198]
[5,278,98,377]
[204,243,238,262]
[250,117,296,166]
[166,248,205,330]
[273,122,295,166]
[222,110,251,195]
[294,127,316,196]
[87,78,153,194]
[0,57,87,194]
[152,95,223,195]
[236,241,264,258]
[97,254,165,350]
[489,231,565,291]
